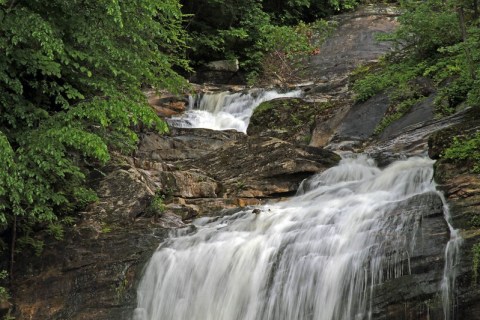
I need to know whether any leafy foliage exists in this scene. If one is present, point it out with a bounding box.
[0,0,188,255]
[443,131,480,173]
[381,0,461,59]
[145,193,166,219]
[263,0,358,24]
[0,270,8,301]
[353,0,480,138]
[249,20,335,84]
[181,0,353,81]
[352,58,426,102]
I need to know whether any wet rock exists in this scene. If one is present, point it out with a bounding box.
[309,100,352,148]
[83,163,159,225]
[167,203,200,221]
[146,90,188,118]
[136,128,245,162]
[364,108,471,165]
[11,153,187,319]
[187,136,341,198]
[247,98,319,144]
[13,222,176,320]
[370,192,449,319]
[190,60,244,85]
[149,169,221,198]
[305,5,399,85]
[331,93,390,143]
[428,108,480,160]
[428,110,480,320]
[205,59,239,72]
[379,95,435,141]
[300,5,400,151]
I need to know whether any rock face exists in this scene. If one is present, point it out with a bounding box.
[187,135,340,198]
[13,158,184,320]
[146,90,188,118]
[428,108,480,320]
[370,192,449,319]
[300,5,400,149]
[364,106,470,167]
[14,224,170,320]
[190,59,244,85]
[205,59,239,72]
[330,93,390,145]
[12,119,341,320]
[247,98,319,145]
[135,128,245,162]
[306,5,399,83]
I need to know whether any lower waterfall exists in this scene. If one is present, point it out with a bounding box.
[133,156,458,320]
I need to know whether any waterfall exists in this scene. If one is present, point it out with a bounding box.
[440,194,462,320]
[133,156,458,320]
[168,89,302,133]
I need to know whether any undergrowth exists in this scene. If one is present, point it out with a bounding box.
[443,131,480,173]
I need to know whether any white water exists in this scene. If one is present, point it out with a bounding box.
[440,195,462,320]
[168,89,302,133]
[134,156,456,320]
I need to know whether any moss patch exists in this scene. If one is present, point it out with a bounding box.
[248,98,335,145]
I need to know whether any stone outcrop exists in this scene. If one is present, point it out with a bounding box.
[247,98,319,145]
[205,59,239,73]
[187,135,340,198]
[145,90,188,118]
[12,157,184,320]
[306,5,399,84]
[428,108,480,320]
[329,93,390,147]
[135,128,245,162]
[13,223,173,320]
[370,192,449,319]
[364,106,470,167]
[300,5,400,150]
[11,119,341,319]
[190,59,244,85]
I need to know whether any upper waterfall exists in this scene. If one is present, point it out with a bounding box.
[133,156,454,320]
[168,89,302,133]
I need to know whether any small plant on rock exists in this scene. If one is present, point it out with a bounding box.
[146,193,166,220]
[443,132,480,173]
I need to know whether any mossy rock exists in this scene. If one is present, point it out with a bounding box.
[428,107,480,159]
[248,98,331,145]
[429,107,480,177]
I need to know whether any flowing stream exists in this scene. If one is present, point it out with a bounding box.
[168,89,302,133]
[134,156,458,320]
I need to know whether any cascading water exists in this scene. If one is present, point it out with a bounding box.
[168,89,302,133]
[440,196,462,320]
[133,156,458,320]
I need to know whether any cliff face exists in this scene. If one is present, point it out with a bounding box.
[11,127,342,320]
[9,5,479,320]
[429,108,480,320]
